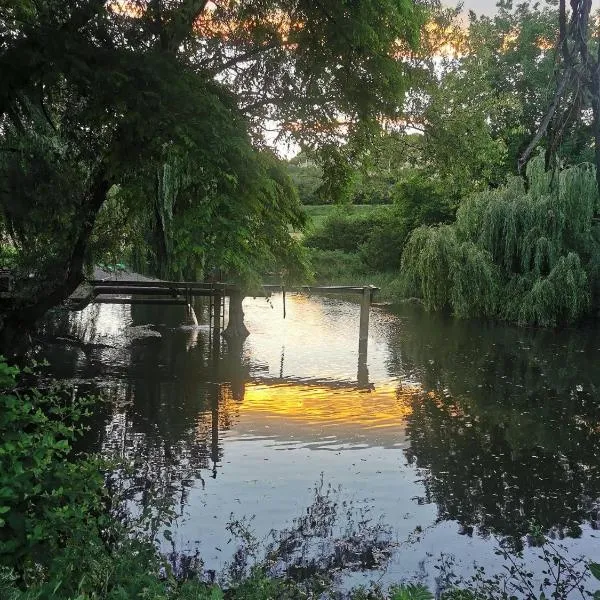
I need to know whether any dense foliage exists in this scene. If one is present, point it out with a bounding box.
[0,0,427,353]
[131,150,308,284]
[292,0,600,330]
[305,173,454,278]
[290,2,570,208]
[291,1,597,207]
[286,156,324,206]
[401,156,600,325]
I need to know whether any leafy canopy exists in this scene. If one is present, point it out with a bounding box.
[0,0,428,322]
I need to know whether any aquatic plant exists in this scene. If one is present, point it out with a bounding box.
[400,156,599,325]
[436,538,594,600]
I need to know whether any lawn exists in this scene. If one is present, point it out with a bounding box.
[302,204,388,230]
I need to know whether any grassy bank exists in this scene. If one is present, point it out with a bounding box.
[306,248,401,303]
[302,204,388,231]
[302,205,403,303]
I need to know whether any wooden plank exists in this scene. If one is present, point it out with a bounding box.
[93,286,185,296]
[89,279,239,292]
[260,284,379,294]
[94,296,188,305]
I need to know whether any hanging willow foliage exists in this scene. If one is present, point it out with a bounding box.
[400,156,600,326]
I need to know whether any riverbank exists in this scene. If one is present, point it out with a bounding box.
[307,248,402,303]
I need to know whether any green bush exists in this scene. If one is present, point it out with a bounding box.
[304,210,388,253]
[0,357,232,599]
[359,174,455,272]
[400,157,600,326]
[0,360,107,576]
[304,174,455,275]
[394,173,456,228]
[358,218,407,271]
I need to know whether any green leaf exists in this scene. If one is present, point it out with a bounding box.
[589,562,600,581]
[390,584,434,600]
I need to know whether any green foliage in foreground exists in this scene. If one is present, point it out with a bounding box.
[400,157,600,326]
[0,361,105,574]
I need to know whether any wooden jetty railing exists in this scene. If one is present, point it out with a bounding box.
[261,284,377,357]
[69,279,378,363]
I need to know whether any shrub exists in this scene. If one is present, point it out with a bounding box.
[360,174,456,273]
[305,175,456,275]
[0,358,228,598]
[304,210,388,253]
[400,157,600,326]
[0,360,106,576]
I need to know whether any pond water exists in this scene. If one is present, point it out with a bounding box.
[43,293,600,591]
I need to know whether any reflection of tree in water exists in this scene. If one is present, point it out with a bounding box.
[100,303,249,517]
[40,301,251,521]
[405,391,600,546]
[103,380,243,520]
[389,306,600,546]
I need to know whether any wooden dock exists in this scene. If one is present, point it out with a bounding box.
[67,278,378,358]
[68,279,237,309]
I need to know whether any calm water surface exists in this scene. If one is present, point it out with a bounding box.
[44,293,600,589]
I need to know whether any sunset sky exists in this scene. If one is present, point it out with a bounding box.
[459,0,501,14]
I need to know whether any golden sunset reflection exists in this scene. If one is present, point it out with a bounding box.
[194,380,425,449]
[243,382,416,423]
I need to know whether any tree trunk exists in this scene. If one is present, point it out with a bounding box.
[223,291,249,340]
[0,172,110,357]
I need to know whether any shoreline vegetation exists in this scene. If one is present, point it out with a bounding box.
[303,157,600,327]
[1,358,599,600]
[302,205,409,305]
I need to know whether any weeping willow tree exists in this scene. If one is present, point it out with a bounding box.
[401,156,600,326]
[128,146,308,285]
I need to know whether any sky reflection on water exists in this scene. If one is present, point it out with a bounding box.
[45,292,600,587]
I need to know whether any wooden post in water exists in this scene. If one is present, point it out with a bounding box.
[358,286,372,357]
[213,293,221,333]
[212,292,222,355]
[357,286,372,389]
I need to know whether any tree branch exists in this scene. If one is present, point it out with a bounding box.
[211,41,282,76]
[518,69,571,172]
[165,0,211,52]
